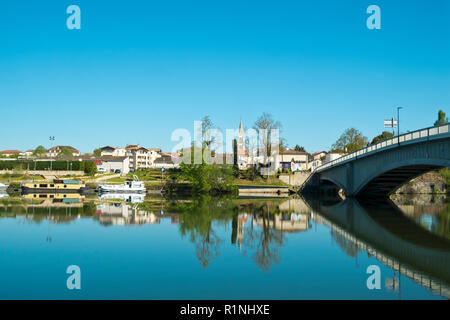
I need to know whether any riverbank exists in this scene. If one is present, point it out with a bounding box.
[394,169,449,195]
[2,168,449,197]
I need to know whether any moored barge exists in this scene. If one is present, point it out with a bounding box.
[22,179,87,193]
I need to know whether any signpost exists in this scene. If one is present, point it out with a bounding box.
[384,118,398,135]
[161,167,165,181]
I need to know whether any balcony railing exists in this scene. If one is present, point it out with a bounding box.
[315,123,450,173]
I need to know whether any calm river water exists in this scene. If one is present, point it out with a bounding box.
[0,192,449,299]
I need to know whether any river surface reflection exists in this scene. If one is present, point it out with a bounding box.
[0,192,449,299]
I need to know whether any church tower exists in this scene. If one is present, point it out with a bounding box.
[237,120,247,169]
[237,120,245,156]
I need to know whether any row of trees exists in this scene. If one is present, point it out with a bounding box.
[0,160,97,175]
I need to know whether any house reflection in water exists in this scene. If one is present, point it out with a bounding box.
[95,203,160,226]
[236,213,248,251]
[253,198,311,233]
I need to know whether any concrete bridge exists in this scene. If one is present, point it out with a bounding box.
[303,124,450,197]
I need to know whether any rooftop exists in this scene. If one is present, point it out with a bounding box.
[0,150,23,154]
[280,149,309,155]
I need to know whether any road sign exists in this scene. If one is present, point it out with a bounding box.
[161,168,166,173]
[384,118,398,128]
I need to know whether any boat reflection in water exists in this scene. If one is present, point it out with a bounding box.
[95,202,160,226]
[95,192,157,226]
[22,192,85,205]
[98,192,145,203]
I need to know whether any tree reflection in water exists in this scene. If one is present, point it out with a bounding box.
[177,197,287,270]
[241,202,284,272]
[177,196,233,268]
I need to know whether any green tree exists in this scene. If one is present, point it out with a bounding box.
[294,145,306,152]
[332,128,368,153]
[179,159,236,195]
[33,145,47,157]
[232,139,239,176]
[93,148,101,156]
[434,110,448,126]
[371,131,394,145]
[83,161,97,176]
[57,147,73,158]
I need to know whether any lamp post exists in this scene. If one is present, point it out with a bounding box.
[397,107,403,137]
[49,136,55,171]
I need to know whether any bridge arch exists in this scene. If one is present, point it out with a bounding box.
[319,176,347,194]
[354,158,450,197]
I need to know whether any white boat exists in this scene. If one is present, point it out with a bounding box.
[98,176,146,193]
[0,183,9,191]
[98,193,145,203]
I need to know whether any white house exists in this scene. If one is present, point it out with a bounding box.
[126,145,153,170]
[91,156,130,175]
[310,151,327,171]
[152,154,179,169]
[324,150,346,164]
[0,150,23,157]
[275,149,310,171]
[46,146,81,158]
[100,146,127,157]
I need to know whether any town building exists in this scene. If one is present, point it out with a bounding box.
[152,153,178,169]
[99,145,163,171]
[0,150,23,157]
[91,156,130,175]
[100,146,127,157]
[310,151,327,171]
[148,148,162,165]
[275,149,310,171]
[22,150,34,157]
[126,145,151,170]
[324,150,346,164]
[46,146,81,158]
[312,151,327,161]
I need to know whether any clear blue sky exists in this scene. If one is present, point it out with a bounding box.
[1,0,449,154]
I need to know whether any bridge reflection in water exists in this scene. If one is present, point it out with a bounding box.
[305,197,450,299]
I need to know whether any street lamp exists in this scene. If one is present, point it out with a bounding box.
[49,136,55,171]
[397,107,403,137]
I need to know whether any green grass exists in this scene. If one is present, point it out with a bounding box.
[127,170,173,181]
[106,177,127,183]
[233,176,288,187]
[0,174,44,182]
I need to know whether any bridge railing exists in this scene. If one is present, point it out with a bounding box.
[316,123,450,172]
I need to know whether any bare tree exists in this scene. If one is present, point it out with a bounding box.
[201,116,215,149]
[253,113,282,176]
